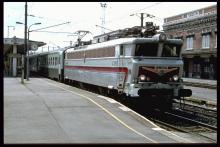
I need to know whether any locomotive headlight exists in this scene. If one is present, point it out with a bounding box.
[173,75,179,81]
[139,75,146,81]
[159,33,167,41]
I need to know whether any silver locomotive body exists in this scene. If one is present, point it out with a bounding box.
[64,34,192,98]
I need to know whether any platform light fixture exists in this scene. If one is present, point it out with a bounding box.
[16,21,42,81]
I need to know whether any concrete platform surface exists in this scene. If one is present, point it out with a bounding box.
[183,78,216,89]
[184,85,216,104]
[4,78,215,144]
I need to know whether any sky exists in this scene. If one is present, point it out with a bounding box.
[4,2,216,53]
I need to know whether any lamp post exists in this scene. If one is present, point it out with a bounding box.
[27,23,41,80]
[16,22,41,81]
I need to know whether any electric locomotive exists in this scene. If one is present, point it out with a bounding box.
[30,23,192,106]
[64,25,192,100]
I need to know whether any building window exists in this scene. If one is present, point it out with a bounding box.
[202,34,210,49]
[186,36,193,50]
[193,63,200,78]
[204,65,209,73]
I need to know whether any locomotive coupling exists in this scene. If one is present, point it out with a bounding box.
[138,89,173,96]
[137,88,192,97]
[178,89,192,97]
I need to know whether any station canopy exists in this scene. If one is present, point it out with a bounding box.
[4,36,46,55]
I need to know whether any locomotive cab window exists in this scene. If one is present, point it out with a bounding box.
[135,43,158,57]
[120,45,124,56]
[162,43,181,57]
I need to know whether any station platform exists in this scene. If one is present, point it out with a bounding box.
[182,78,216,89]
[182,78,217,107]
[4,77,214,144]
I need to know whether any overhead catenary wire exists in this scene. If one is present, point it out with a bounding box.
[27,14,72,23]
[25,14,91,31]
[105,2,163,24]
[30,21,71,32]
[32,30,76,34]
[131,2,162,14]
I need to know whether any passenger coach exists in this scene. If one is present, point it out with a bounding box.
[29,49,65,81]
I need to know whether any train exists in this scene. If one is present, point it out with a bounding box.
[29,25,192,107]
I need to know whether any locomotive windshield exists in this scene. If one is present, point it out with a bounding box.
[135,43,181,57]
[135,43,158,56]
[162,43,181,57]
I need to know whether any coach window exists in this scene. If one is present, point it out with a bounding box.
[44,57,46,65]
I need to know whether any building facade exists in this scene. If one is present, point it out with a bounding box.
[163,5,217,80]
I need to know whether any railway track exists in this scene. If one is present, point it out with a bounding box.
[174,101,216,117]
[148,109,217,143]
[113,97,217,143]
[172,100,217,126]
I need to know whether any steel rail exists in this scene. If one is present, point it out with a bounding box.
[151,117,216,143]
[164,111,217,130]
[173,101,217,118]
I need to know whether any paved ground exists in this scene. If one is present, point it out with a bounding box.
[182,78,216,106]
[183,78,216,89]
[183,78,216,86]
[4,78,216,144]
[184,85,216,104]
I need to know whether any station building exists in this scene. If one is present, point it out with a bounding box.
[163,5,217,80]
[4,36,46,77]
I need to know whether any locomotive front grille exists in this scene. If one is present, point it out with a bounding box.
[138,66,179,83]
